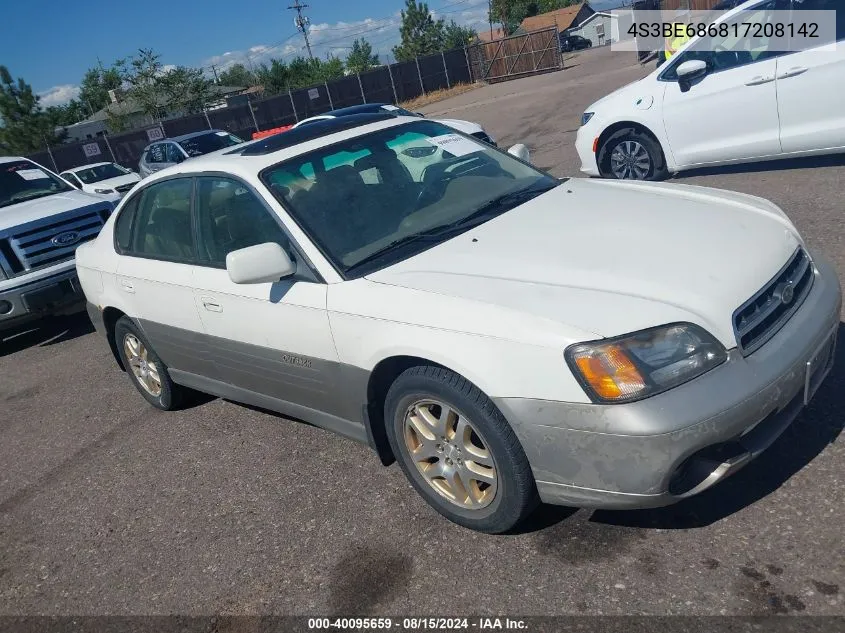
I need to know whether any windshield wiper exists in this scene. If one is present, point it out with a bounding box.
[345,181,559,274]
[432,183,559,236]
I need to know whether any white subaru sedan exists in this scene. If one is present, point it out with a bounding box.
[76,112,840,533]
[576,0,845,179]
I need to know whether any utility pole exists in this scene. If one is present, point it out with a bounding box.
[288,0,314,61]
[210,64,220,83]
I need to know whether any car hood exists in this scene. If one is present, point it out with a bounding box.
[366,178,802,348]
[586,76,656,114]
[0,189,109,231]
[82,173,140,191]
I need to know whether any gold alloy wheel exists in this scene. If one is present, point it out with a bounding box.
[403,399,498,509]
[123,333,162,397]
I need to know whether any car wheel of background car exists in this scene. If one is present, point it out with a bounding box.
[114,316,185,411]
[384,365,538,533]
[599,128,668,181]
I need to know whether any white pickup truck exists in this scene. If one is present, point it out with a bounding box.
[0,157,114,331]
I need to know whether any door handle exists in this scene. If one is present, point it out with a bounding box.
[119,280,135,293]
[777,66,808,79]
[200,296,223,312]
[745,75,775,86]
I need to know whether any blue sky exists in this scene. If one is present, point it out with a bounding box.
[0,0,617,107]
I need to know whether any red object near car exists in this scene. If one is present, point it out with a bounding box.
[252,125,293,140]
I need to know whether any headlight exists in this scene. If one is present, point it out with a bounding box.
[95,188,115,194]
[565,323,727,403]
[581,112,595,126]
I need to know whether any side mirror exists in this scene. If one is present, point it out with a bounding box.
[676,59,708,93]
[226,242,295,284]
[507,143,531,163]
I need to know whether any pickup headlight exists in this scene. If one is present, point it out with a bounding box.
[95,188,115,194]
[565,323,727,403]
[581,112,595,126]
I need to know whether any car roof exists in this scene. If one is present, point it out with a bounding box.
[0,156,29,165]
[141,114,422,183]
[325,103,391,117]
[239,112,395,156]
[143,129,230,151]
[64,162,112,173]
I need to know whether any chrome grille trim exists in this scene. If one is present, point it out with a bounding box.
[733,247,814,355]
[0,203,109,277]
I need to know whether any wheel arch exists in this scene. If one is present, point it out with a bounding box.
[596,120,673,174]
[102,306,127,371]
[364,353,505,468]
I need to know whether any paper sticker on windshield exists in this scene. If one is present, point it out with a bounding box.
[17,168,49,180]
[427,134,483,157]
[381,105,399,111]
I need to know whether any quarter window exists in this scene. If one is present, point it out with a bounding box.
[115,195,139,252]
[194,177,289,267]
[129,178,195,261]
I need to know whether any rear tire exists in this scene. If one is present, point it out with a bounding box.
[114,316,186,411]
[384,366,538,533]
[598,127,668,181]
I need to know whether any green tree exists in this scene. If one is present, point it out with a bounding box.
[443,21,477,49]
[316,56,345,83]
[159,66,215,115]
[255,59,291,95]
[78,64,123,115]
[118,48,165,122]
[218,63,255,87]
[346,39,380,74]
[0,66,61,155]
[393,0,445,61]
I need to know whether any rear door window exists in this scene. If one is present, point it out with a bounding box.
[129,178,196,261]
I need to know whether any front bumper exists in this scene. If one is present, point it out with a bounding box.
[495,251,842,509]
[0,268,85,330]
[575,123,601,176]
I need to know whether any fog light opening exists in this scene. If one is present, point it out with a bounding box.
[669,442,748,497]
[0,299,13,315]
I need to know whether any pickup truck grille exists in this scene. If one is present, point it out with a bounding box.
[733,248,814,355]
[0,205,110,278]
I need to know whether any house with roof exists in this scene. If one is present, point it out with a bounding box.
[517,3,596,37]
[567,11,618,47]
[78,84,247,134]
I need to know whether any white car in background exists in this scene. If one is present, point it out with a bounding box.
[576,0,845,179]
[76,113,839,533]
[61,162,141,202]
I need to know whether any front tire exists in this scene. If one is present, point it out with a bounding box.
[114,316,186,411]
[598,127,668,181]
[384,366,538,533]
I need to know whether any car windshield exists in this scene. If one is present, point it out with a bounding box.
[0,160,74,209]
[179,131,244,157]
[72,163,130,184]
[261,120,559,276]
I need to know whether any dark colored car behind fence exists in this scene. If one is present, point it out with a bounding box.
[27,35,562,174]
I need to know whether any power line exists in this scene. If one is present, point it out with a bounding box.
[288,0,315,61]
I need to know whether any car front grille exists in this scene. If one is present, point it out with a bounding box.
[0,205,110,278]
[115,182,136,193]
[733,247,814,355]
